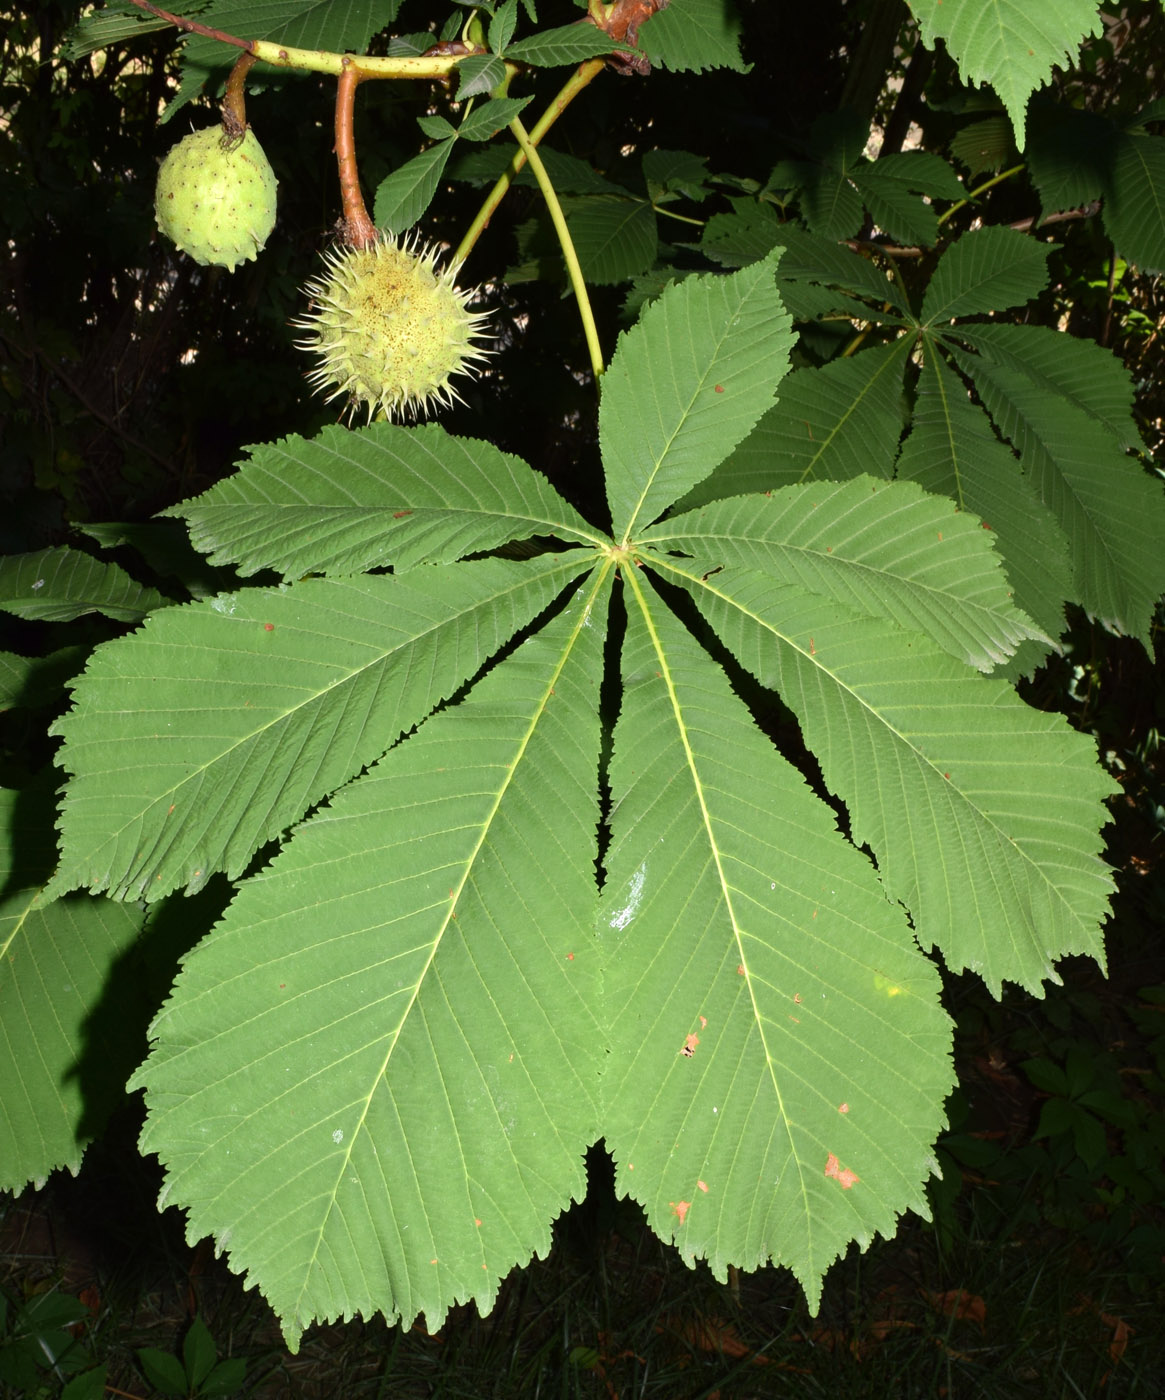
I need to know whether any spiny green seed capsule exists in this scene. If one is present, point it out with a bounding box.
[294,233,491,421]
[155,126,277,270]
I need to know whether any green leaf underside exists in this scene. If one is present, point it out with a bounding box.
[956,323,1142,450]
[643,476,1046,672]
[954,350,1165,641]
[701,215,911,317]
[800,165,865,242]
[563,196,658,285]
[455,53,507,101]
[638,0,749,74]
[457,97,532,142]
[132,584,610,1348]
[921,226,1050,324]
[676,339,913,509]
[672,563,1116,993]
[168,422,604,579]
[600,582,953,1303]
[373,140,456,235]
[0,547,167,623]
[49,556,593,902]
[895,350,1072,652]
[1106,132,1165,274]
[910,0,1102,143]
[504,24,631,66]
[851,161,940,247]
[601,251,794,539]
[0,784,145,1191]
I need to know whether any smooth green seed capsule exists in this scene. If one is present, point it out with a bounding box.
[155,126,277,271]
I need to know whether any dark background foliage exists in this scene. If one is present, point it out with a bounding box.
[2,1,1164,1394]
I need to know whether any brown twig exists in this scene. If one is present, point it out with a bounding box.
[129,0,253,52]
[335,61,376,248]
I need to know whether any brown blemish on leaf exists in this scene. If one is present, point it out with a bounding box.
[838,1102,849,1114]
[699,1015,707,1028]
[737,965,746,975]
[681,1032,700,1058]
[697,1180,708,1193]
[393,510,413,518]
[824,1152,859,1189]
[671,1200,691,1224]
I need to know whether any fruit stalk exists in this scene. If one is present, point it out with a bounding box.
[222,51,259,142]
[334,61,377,250]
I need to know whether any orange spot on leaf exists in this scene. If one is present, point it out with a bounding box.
[714,384,725,393]
[697,1180,708,1192]
[824,1153,859,1189]
[681,1032,700,1057]
[393,510,413,518]
[671,1200,691,1224]
[263,623,274,631]
[838,1102,849,1113]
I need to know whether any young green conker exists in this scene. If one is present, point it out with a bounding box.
[294,233,491,421]
[155,126,277,270]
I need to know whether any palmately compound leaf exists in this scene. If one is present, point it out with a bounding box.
[50,557,591,902]
[0,781,145,1191]
[132,581,610,1349]
[167,421,605,579]
[601,251,794,539]
[669,562,1116,994]
[909,0,1102,144]
[600,583,954,1305]
[643,476,1047,672]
